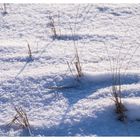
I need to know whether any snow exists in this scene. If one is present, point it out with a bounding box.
[0,3,140,136]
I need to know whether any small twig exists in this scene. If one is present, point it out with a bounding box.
[27,42,32,59]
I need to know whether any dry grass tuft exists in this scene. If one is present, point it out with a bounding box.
[2,3,8,15]
[48,15,57,40]
[111,83,127,122]
[67,47,83,80]
[74,47,83,78]
[110,63,127,122]
[8,107,32,135]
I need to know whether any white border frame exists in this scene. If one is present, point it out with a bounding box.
[0,0,140,3]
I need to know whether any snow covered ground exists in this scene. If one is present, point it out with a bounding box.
[0,3,140,136]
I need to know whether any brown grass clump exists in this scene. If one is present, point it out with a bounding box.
[8,107,32,135]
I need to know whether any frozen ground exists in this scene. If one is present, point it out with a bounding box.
[0,4,140,136]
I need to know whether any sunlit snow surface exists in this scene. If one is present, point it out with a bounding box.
[0,4,140,136]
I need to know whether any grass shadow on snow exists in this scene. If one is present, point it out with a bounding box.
[26,102,140,136]
[50,34,118,41]
[0,124,31,136]
[0,72,139,136]
[47,72,140,105]
[1,100,140,136]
